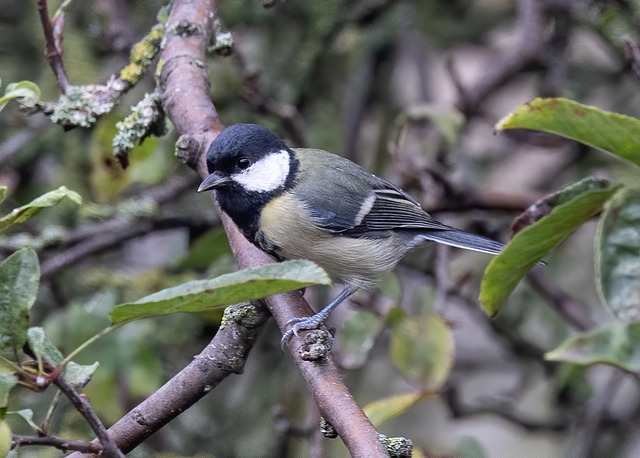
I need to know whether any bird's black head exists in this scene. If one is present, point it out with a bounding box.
[197,124,299,240]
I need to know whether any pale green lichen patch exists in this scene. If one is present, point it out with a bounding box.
[51,78,126,128]
[112,91,166,168]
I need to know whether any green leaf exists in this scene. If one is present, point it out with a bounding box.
[0,248,40,352]
[110,260,331,323]
[27,327,64,366]
[595,187,640,321]
[0,80,40,113]
[339,309,386,369]
[455,436,486,458]
[0,186,82,231]
[363,391,434,427]
[396,103,465,150]
[26,327,98,386]
[511,177,611,234]
[545,322,640,371]
[390,315,454,390]
[0,373,18,411]
[496,98,640,167]
[0,187,5,204]
[480,183,619,316]
[64,361,99,387]
[174,227,231,270]
[0,420,11,457]
[7,409,36,430]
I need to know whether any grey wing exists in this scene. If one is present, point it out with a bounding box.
[346,185,506,256]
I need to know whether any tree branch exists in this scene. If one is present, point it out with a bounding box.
[12,434,102,454]
[54,375,124,457]
[70,0,387,456]
[36,0,70,93]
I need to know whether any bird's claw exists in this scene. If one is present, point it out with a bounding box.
[280,316,327,351]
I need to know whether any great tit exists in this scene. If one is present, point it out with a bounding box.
[198,123,505,344]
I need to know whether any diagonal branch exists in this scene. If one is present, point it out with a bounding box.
[70,0,387,456]
[36,0,70,93]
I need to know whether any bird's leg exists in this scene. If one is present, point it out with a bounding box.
[280,285,357,349]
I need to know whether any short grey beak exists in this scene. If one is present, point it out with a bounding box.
[197,172,231,192]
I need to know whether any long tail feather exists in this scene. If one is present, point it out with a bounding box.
[421,230,505,256]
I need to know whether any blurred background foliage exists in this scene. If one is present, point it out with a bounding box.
[2,0,640,457]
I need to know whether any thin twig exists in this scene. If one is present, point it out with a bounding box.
[36,0,70,93]
[526,270,596,332]
[444,384,568,432]
[54,375,124,457]
[578,370,625,457]
[12,434,102,454]
[450,0,545,117]
[233,50,306,145]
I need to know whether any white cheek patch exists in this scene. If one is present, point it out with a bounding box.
[232,149,290,193]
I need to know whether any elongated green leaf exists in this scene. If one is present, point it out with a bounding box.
[545,322,640,371]
[496,98,640,167]
[0,248,40,352]
[390,316,454,390]
[0,80,40,113]
[0,420,11,456]
[595,188,640,321]
[0,187,5,204]
[364,391,434,427]
[0,186,82,231]
[26,327,64,366]
[480,184,619,316]
[511,177,611,233]
[0,373,18,411]
[110,260,331,323]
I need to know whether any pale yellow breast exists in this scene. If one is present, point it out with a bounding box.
[259,193,408,289]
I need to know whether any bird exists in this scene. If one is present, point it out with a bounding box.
[198,123,506,346]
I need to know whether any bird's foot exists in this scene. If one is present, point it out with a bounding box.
[280,311,332,350]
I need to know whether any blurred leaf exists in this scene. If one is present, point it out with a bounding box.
[511,177,611,234]
[174,227,231,270]
[0,420,11,457]
[390,315,454,390]
[0,80,40,112]
[480,183,619,317]
[64,361,99,387]
[27,327,64,365]
[110,260,331,323]
[496,98,640,167]
[0,187,5,204]
[0,373,18,411]
[364,391,434,427]
[0,248,39,352]
[90,114,169,200]
[0,186,82,231]
[7,409,36,430]
[396,103,465,150]
[595,187,640,321]
[455,436,486,458]
[545,322,640,371]
[339,309,386,369]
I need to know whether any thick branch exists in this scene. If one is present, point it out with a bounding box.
[70,0,387,456]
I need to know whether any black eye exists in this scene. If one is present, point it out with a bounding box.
[237,158,251,170]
